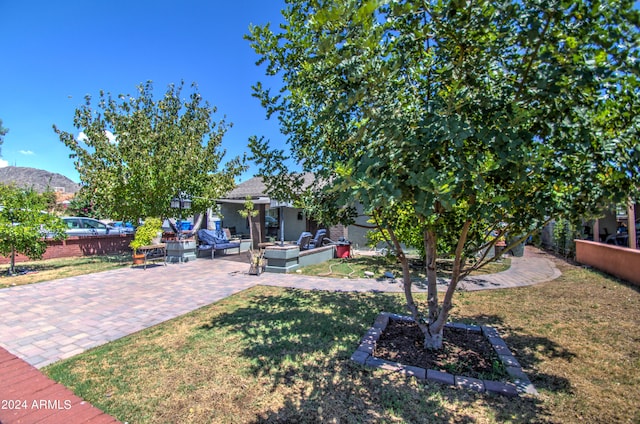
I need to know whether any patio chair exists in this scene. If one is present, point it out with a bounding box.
[295,232,313,250]
[308,229,327,249]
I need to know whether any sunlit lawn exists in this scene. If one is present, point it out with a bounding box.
[298,254,511,280]
[0,254,131,288]
[44,254,640,423]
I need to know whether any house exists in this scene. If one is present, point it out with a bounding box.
[215,174,368,249]
[589,202,638,248]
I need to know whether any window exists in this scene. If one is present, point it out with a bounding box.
[265,208,280,228]
[81,219,106,230]
[65,218,80,229]
[265,208,280,237]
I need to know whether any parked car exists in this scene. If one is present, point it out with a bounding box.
[61,217,125,237]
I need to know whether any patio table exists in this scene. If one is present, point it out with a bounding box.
[136,243,167,269]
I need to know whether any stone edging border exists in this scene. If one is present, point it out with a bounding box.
[350,312,538,397]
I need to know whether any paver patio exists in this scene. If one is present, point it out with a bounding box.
[0,246,560,423]
[0,247,560,369]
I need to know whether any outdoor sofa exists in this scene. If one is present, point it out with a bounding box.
[197,229,241,259]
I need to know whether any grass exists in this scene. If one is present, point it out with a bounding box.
[43,252,640,423]
[0,254,131,288]
[297,254,511,280]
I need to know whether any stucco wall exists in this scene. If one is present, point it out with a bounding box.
[347,203,371,249]
[282,207,307,241]
[575,240,640,286]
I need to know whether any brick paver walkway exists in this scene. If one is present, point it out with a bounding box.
[0,347,121,424]
[0,246,559,369]
[0,246,559,423]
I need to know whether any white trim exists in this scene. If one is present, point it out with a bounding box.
[216,197,271,205]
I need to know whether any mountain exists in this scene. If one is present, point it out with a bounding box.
[0,166,80,194]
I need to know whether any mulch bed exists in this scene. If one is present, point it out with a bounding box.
[374,319,507,380]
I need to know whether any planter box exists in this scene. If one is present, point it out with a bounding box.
[166,240,197,263]
[264,245,300,273]
[299,245,335,267]
[262,244,336,273]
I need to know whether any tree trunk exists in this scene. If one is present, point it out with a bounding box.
[9,246,16,275]
[387,226,430,336]
[247,215,254,245]
[191,213,204,231]
[423,325,444,349]
[424,228,439,324]
[422,220,472,350]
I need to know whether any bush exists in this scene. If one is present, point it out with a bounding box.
[130,218,162,252]
[552,218,580,258]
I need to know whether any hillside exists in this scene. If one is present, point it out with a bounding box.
[0,166,80,194]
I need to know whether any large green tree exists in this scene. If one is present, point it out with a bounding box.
[248,0,640,348]
[0,185,67,275]
[55,81,245,225]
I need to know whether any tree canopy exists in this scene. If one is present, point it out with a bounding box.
[0,185,66,274]
[55,81,245,224]
[248,0,639,348]
[64,188,103,219]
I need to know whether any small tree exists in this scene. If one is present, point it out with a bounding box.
[248,0,640,349]
[54,81,245,227]
[0,185,67,274]
[238,196,259,243]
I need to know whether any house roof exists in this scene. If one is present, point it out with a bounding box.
[225,177,269,199]
[223,173,316,200]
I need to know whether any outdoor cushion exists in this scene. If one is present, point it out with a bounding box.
[210,229,229,244]
[197,229,233,247]
[295,232,313,250]
[309,229,327,249]
[197,229,240,259]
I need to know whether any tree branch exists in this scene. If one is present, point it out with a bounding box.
[431,219,471,333]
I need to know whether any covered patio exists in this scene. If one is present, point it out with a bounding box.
[215,174,343,249]
[576,198,640,286]
[588,199,638,249]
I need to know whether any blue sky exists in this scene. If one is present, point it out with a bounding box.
[0,0,287,183]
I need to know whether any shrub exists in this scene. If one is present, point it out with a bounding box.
[130,218,162,253]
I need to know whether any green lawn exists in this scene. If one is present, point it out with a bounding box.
[298,254,511,280]
[44,255,640,423]
[0,254,131,288]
